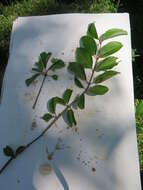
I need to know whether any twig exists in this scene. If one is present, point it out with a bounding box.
[32,74,47,109]
[0,158,13,174]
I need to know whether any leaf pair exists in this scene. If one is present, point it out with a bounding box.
[38,52,52,70]
[26,52,52,86]
[3,145,25,158]
[42,89,73,123]
[48,89,73,114]
[75,23,98,69]
[98,28,127,58]
[49,97,65,114]
[66,94,85,127]
[42,89,77,128]
[48,58,65,71]
[25,52,65,86]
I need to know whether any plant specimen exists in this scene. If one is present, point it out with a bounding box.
[0,23,127,175]
[25,52,65,109]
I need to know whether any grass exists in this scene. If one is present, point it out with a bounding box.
[0,0,143,174]
[135,99,143,172]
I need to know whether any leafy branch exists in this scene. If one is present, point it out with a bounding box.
[25,52,65,109]
[0,23,127,175]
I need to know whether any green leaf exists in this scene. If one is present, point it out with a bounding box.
[94,71,119,83]
[49,58,65,71]
[49,98,55,113]
[99,41,123,58]
[77,94,85,109]
[76,48,93,68]
[25,73,40,86]
[35,61,44,72]
[15,146,25,156]
[49,97,65,113]
[68,62,86,80]
[100,28,128,41]
[63,89,73,104]
[51,75,58,80]
[42,113,53,122]
[32,68,41,73]
[3,146,15,158]
[88,85,109,95]
[67,109,77,127]
[55,97,66,106]
[87,23,98,39]
[39,52,52,68]
[80,35,97,55]
[74,77,84,88]
[136,100,143,116]
[96,56,118,71]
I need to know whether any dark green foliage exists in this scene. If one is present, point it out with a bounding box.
[3,145,26,158]
[99,41,123,58]
[80,35,97,55]
[74,77,84,88]
[94,70,119,83]
[77,94,85,109]
[136,100,143,116]
[25,52,65,86]
[25,73,40,86]
[99,28,128,41]
[66,109,77,127]
[51,75,58,80]
[42,113,53,122]
[15,146,25,156]
[49,97,65,113]
[63,89,73,104]
[88,85,109,95]
[96,56,118,71]
[39,52,52,69]
[68,62,86,80]
[76,47,93,68]
[49,58,65,71]
[25,52,52,86]
[3,146,15,158]
[87,23,98,39]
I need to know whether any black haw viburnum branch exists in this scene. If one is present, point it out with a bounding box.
[25,53,65,109]
[0,41,100,175]
[0,23,127,175]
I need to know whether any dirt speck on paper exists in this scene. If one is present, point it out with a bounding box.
[39,163,52,175]
[72,48,74,52]
[24,92,34,101]
[31,119,37,130]
[17,179,20,183]
[92,167,96,172]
